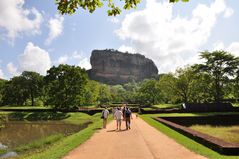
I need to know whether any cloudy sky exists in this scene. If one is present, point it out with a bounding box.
[0,0,239,79]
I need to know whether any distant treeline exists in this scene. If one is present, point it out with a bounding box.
[0,50,238,110]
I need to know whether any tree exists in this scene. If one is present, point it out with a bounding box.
[21,71,43,106]
[2,76,29,105]
[123,81,139,103]
[159,67,198,103]
[232,58,239,102]
[189,71,214,103]
[158,74,178,103]
[98,84,111,105]
[44,64,88,110]
[136,79,162,105]
[0,79,6,105]
[110,85,127,103]
[196,50,238,103]
[84,80,100,105]
[56,0,188,16]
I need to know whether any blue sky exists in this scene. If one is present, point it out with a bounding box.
[0,0,239,79]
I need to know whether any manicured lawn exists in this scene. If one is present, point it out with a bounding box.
[153,103,181,109]
[0,106,50,110]
[190,125,239,144]
[141,113,239,159]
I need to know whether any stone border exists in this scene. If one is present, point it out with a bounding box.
[153,116,239,155]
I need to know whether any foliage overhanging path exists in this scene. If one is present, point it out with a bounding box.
[56,0,189,16]
[63,114,206,159]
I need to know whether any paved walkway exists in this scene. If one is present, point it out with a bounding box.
[63,115,207,159]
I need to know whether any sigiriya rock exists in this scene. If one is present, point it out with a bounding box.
[87,49,158,85]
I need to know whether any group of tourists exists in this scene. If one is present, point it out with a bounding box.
[101,104,133,131]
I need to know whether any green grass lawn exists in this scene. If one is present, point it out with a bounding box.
[0,106,50,110]
[152,103,182,109]
[140,113,239,159]
[0,111,110,159]
[190,125,239,144]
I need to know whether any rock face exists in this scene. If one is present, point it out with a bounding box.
[87,49,158,84]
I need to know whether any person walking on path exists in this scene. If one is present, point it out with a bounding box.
[101,107,109,129]
[114,107,123,131]
[125,107,133,130]
[122,105,126,121]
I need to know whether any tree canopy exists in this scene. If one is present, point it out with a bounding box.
[44,64,88,110]
[195,50,239,103]
[56,0,189,16]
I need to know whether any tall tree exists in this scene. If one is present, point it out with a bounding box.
[232,58,239,102]
[44,64,88,110]
[196,50,238,103]
[21,71,43,106]
[159,67,196,104]
[98,84,111,105]
[2,76,29,105]
[189,71,214,103]
[84,80,100,105]
[137,79,162,105]
[110,85,127,103]
[0,79,6,105]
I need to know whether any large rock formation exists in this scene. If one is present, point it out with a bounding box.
[87,49,158,84]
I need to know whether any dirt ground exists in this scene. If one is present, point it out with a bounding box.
[63,115,207,159]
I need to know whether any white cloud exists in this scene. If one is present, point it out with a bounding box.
[227,42,239,57]
[78,57,91,70]
[118,45,136,53]
[224,7,234,18]
[212,41,225,50]
[116,0,233,73]
[19,42,51,75]
[7,62,19,76]
[56,51,91,70]
[212,41,239,57]
[72,51,91,70]
[57,55,69,64]
[108,17,120,24]
[0,0,43,42]
[45,14,64,45]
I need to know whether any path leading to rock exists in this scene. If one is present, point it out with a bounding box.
[63,115,207,159]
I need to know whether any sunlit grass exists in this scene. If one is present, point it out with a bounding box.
[15,134,64,154]
[153,103,181,109]
[141,113,239,159]
[190,125,239,143]
[0,106,50,110]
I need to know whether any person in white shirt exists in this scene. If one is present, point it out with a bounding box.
[102,107,110,129]
[114,107,123,131]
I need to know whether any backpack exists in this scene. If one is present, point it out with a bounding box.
[125,109,131,118]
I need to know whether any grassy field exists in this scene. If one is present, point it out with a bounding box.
[140,113,239,159]
[190,125,239,143]
[0,111,111,159]
[152,104,182,109]
[0,106,50,110]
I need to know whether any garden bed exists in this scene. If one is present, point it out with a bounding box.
[154,115,239,155]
